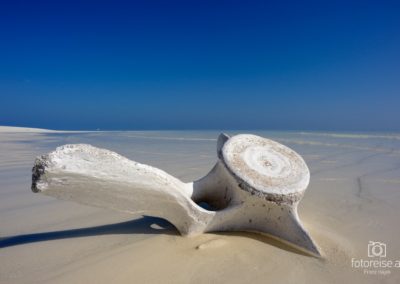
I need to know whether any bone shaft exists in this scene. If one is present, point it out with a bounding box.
[32,145,213,235]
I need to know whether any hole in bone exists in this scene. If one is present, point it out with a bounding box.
[192,187,233,211]
[196,201,217,211]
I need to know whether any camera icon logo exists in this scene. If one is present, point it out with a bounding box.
[368,241,386,258]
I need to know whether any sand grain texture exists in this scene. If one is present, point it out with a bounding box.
[1,128,400,283]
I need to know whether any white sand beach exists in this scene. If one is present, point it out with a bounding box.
[1,127,400,283]
[0,126,57,133]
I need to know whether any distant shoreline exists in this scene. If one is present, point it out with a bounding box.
[1,126,399,140]
[0,126,94,133]
[0,126,56,133]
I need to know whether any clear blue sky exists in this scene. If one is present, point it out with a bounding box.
[1,1,399,131]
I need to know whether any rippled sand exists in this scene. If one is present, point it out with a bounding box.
[1,128,400,283]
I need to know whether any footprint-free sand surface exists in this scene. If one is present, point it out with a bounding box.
[1,127,400,283]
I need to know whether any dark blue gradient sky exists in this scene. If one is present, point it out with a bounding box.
[1,1,399,130]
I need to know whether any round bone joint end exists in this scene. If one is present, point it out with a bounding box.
[221,134,310,203]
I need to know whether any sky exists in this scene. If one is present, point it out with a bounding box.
[0,0,399,131]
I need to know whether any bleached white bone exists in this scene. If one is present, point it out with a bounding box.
[31,133,320,256]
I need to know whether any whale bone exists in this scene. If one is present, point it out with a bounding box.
[31,133,320,256]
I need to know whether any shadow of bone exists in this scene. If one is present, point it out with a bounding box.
[1,217,320,258]
[215,231,321,258]
[0,216,177,249]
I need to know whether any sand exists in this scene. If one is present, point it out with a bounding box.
[1,128,400,283]
[0,126,56,132]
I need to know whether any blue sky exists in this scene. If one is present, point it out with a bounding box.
[0,1,399,130]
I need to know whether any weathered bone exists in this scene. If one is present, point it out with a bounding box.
[31,133,320,256]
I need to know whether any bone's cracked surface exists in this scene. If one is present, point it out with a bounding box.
[31,133,320,256]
